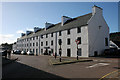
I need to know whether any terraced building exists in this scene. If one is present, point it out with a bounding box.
[13,5,109,57]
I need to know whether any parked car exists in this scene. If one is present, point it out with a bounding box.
[21,51,27,55]
[1,50,7,56]
[27,51,34,55]
[14,50,21,54]
[104,48,118,55]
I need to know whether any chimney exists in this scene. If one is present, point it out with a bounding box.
[45,22,54,30]
[92,5,103,16]
[21,33,25,37]
[34,27,40,32]
[26,31,33,35]
[61,16,72,26]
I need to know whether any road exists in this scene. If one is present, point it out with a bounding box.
[2,54,120,80]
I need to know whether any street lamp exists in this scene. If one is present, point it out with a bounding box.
[75,39,80,60]
[58,39,62,62]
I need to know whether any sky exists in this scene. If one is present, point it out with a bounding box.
[1,2,118,44]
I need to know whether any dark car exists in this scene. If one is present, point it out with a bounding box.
[1,50,7,56]
[104,48,118,55]
[14,50,21,54]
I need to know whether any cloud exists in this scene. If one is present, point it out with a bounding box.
[16,30,25,34]
[26,28,34,31]
[0,34,15,44]
[0,34,14,38]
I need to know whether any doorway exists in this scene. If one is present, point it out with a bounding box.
[67,49,71,57]
[94,51,98,56]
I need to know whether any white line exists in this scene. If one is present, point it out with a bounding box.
[86,63,110,68]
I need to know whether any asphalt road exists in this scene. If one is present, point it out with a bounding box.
[2,54,119,80]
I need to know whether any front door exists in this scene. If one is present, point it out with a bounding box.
[67,49,71,57]
[36,49,38,55]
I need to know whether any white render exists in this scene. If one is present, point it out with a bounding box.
[13,6,109,57]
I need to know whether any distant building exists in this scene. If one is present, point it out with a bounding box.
[14,5,109,57]
[0,45,8,51]
[12,42,17,51]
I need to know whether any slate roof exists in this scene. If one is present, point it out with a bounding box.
[20,13,92,39]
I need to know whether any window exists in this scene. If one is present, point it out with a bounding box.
[36,49,38,55]
[41,42,43,46]
[27,44,28,47]
[30,38,31,40]
[67,29,70,35]
[36,42,38,46]
[33,43,35,46]
[33,49,34,53]
[33,37,35,40]
[77,37,81,44]
[77,27,81,33]
[67,38,70,45]
[59,31,61,36]
[27,38,29,41]
[51,49,53,53]
[99,26,102,29]
[30,43,31,46]
[58,39,62,45]
[41,35,43,38]
[46,41,48,46]
[41,49,43,53]
[36,36,38,39]
[46,34,48,38]
[51,40,53,46]
[51,33,53,37]
[77,48,82,56]
[105,38,108,46]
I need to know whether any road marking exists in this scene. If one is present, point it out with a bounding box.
[98,70,118,80]
[86,63,109,68]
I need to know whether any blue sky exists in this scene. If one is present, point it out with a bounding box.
[1,2,118,44]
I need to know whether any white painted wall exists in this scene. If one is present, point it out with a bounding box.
[57,26,89,57]
[16,6,109,57]
[87,6,109,56]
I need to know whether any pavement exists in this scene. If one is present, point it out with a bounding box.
[49,57,93,65]
[2,56,18,66]
[2,54,120,80]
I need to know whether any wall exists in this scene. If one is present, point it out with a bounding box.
[88,8,109,56]
[57,26,89,57]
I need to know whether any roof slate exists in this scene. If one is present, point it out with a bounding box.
[19,13,92,39]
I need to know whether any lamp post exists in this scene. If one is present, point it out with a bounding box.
[75,39,80,60]
[77,44,78,60]
[58,39,62,62]
[59,46,62,62]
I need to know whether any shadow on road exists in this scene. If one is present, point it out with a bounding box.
[94,56,120,58]
[2,57,69,80]
[2,57,119,80]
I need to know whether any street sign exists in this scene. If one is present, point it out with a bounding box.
[75,40,80,45]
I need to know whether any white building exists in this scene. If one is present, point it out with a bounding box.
[13,5,109,57]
